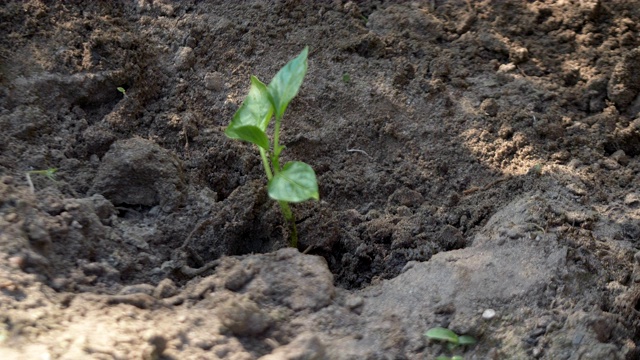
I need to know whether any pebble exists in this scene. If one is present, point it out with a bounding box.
[482,309,496,320]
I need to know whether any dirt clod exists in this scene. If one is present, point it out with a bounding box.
[218,296,272,337]
[90,137,186,211]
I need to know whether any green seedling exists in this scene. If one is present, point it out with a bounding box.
[342,73,351,83]
[225,46,318,248]
[117,87,127,96]
[25,168,57,194]
[425,327,477,360]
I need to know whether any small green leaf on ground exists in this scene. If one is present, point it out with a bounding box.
[425,327,459,343]
[458,335,477,345]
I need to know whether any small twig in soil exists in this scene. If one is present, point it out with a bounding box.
[265,338,281,350]
[346,147,372,159]
[462,176,509,196]
[302,244,313,254]
[26,173,35,194]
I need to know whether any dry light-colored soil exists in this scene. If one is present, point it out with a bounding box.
[2,1,640,359]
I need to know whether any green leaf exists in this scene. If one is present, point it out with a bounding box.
[451,356,464,360]
[225,125,269,150]
[268,46,308,119]
[226,76,273,148]
[268,161,319,202]
[425,327,459,344]
[458,335,477,346]
[44,168,58,181]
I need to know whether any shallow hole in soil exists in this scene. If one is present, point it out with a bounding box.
[114,204,154,220]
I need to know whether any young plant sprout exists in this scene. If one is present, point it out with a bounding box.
[225,46,318,248]
[117,87,127,96]
[425,327,477,360]
[25,168,57,194]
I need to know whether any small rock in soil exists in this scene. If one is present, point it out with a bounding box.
[482,309,496,320]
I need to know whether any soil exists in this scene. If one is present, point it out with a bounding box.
[1,0,640,359]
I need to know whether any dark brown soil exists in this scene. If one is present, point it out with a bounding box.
[2,1,640,359]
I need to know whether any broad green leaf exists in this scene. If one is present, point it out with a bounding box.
[224,125,269,150]
[268,46,308,119]
[451,356,464,360]
[268,161,319,202]
[425,327,459,344]
[251,76,274,130]
[234,76,272,130]
[458,335,477,346]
